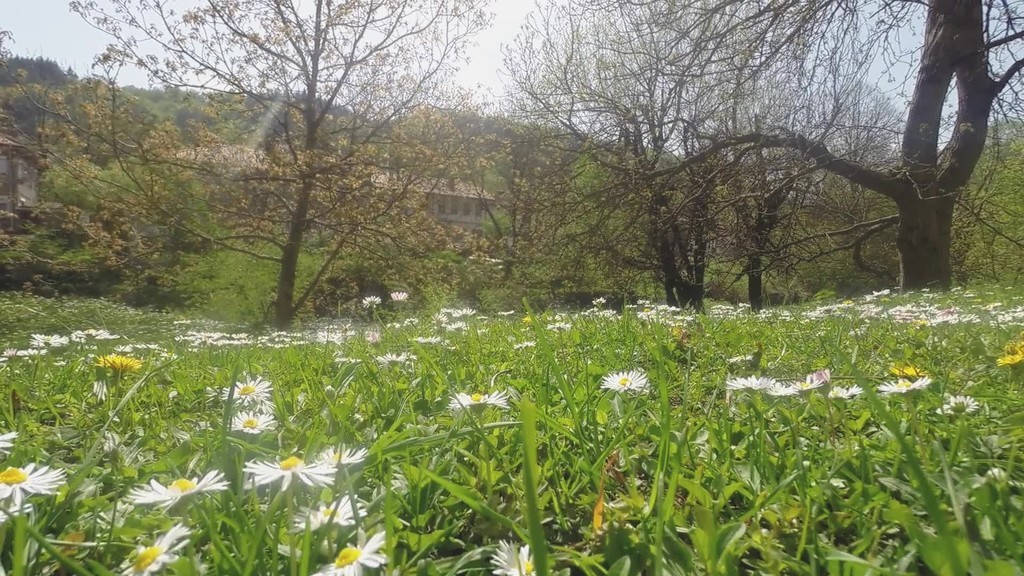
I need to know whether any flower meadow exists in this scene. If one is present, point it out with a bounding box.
[1,288,1024,575]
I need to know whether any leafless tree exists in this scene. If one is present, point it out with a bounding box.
[72,0,489,326]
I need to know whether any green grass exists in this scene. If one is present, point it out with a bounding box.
[1,288,1024,575]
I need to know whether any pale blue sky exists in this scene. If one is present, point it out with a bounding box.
[5,0,535,97]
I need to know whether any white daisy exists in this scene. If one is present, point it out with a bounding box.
[30,334,70,348]
[121,523,191,575]
[828,385,863,400]
[92,380,109,402]
[334,355,362,365]
[294,497,362,531]
[512,341,536,350]
[0,502,33,525]
[362,296,382,308]
[414,336,443,345]
[244,455,335,490]
[0,464,66,506]
[449,391,510,411]
[232,411,276,434]
[878,377,933,395]
[128,471,229,509]
[317,446,369,468]
[221,375,273,407]
[937,395,980,416]
[600,370,649,393]
[365,331,381,344]
[491,541,535,576]
[375,353,414,366]
[725,376,776,391]
[315,531,387,575]
[791,370,829,393]
[390,292,409,302]
[764,383,800,397]
[0,432,15,455]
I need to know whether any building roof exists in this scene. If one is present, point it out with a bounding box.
[0,133,28,149]
[420,178,495,200]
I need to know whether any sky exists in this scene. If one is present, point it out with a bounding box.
[4,0,537,98]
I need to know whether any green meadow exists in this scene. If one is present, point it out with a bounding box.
[1,289,1024,575]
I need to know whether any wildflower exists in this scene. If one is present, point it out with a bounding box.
[334,355,362,365]
[315,531,387,576]
[449,391,510,411]
[294,497,362,531]
[791,370,830,393]
[600,370,649,393]
[92,380,109,402]
[0,464,67,506]
[937,395,980,416]
[513,341,536,350]
[414,336,443,345]
[0,432,15,455]
[365,331,381,344]
[390,291,409,303]
[30,334,69,348]
[996,352,1024,367]
[0,502,32,525]
[222,375,273,408]
[547,322,572,331]
[828,385,863,400]
[764,383,800,397]
[96,354,143,374]
[375,352,414,366]
[232,411,276,434]
[985,468,1009,483]
[362,296,382,308]
[122,523,191,576]
[889,363,926,379]
[128,471,229,509]
[244,455,335,490]
[491,541,535,576]
[317,446,369,468]
[725,376,776,391]
[878,377,932,395]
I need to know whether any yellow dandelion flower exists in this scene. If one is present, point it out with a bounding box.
[95,354,143,373]
[997,352,1024,367]
[889,362,926,379]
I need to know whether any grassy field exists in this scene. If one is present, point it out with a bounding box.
[1,288,1023,575]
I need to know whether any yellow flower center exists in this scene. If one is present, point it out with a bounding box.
[471,393,484,402]
[279,456,303,471]
[618,377,630,387]
[132,546,163,571]
[239,384,257,396]
[896,379,913,389]
[0,467,27,485]
[242,418,259,429]
[170,478,197,493]
[524,560,535,573]
[334,547,362,567]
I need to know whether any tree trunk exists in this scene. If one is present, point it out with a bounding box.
[746,254,764,312]
[896,195,955,291]
[273,183,313,328]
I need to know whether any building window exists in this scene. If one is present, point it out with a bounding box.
[463,199,471,216]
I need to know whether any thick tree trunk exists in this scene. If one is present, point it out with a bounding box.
[896,195,955,291]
